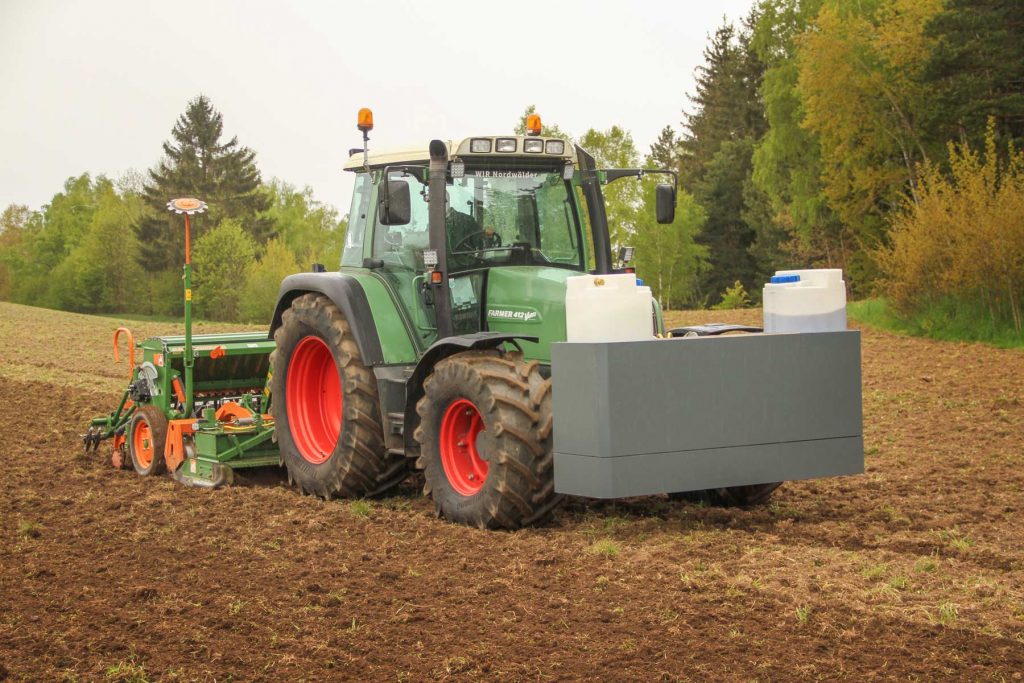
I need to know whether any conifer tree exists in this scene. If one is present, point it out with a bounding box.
[923,0,1024,149]
[136,95,270,271]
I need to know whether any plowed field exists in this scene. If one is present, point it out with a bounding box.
[1,301,1022,681]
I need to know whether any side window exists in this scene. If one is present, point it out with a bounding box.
[372,173,430,264]
[341,173,371,267]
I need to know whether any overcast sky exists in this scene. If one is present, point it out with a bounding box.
[1,0,755,215]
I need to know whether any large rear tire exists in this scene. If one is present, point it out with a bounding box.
[129,405,168,477]
[270,293,408,498]
[414,350,560,529]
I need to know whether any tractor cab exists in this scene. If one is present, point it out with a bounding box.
[339,115,675,362]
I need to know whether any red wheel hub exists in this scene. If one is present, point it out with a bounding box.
[133,419,154,468]
[440,398,488,496]
[286,336,342,464]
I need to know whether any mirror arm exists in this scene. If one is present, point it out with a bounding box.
[602,168,678,193]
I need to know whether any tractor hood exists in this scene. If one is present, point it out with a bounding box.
[484,266,574,364]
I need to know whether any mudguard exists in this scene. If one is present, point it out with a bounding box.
[402,332,539,457]
[269,272,384,366]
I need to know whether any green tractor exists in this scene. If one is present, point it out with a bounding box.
[267,111,683,527]
[86,110,863,529]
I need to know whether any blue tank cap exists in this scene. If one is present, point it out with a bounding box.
[770,274,801,284]
[636,278,645,286]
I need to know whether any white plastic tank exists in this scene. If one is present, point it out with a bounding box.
[565,273,655,342]
[762,268,847,333]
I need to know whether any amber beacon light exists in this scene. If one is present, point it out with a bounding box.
[357,108,374,132]
[526,113,542,136]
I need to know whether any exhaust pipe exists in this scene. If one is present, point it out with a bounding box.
[428,139,453,339]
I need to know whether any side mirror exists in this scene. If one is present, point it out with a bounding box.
[655,183,676,224]
[379,179,411,226]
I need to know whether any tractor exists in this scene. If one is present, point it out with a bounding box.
[85,110,863,529]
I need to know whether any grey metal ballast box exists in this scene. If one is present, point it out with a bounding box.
[550,331,864,498]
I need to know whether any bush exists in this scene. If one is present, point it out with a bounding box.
[192,219,256,322]
[239,238,299,324]
[878,121,1024,337]
[712,280,752,310]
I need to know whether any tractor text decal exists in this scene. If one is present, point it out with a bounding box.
[488,308,541,323]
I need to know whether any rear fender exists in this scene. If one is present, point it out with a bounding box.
[403,333,539,457]
[269,273,384,366]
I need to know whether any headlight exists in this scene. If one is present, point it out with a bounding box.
[470,138,491,153]
[545,140,565,155]
[495,138,517,153]
[523,139,544,153]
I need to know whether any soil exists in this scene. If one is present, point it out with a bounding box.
[1,301,1022,681]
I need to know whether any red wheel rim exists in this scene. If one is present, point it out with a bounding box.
[440,398,488,496]
[133,419,154,468]
[286,336,342,464]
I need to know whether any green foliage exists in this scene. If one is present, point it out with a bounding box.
[923,0,1024,151]
[750,0,843,272]
[0,204,34,299]
[137,95,271,272]
[633,179,707,309]
[48,185,144,313]
[877,123,1024,338]
[713,280,752,310]
[849,298,1024,349]
[192,219,256,322]
[694,138,760,303]
[239,238,299,323]
[264,179,345,267]
[577,126,642,251]
[796,0,942,286]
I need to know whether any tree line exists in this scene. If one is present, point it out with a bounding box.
[2,0,1022,333]
[525,0,1023,333]
[668,0,1023,335]
[0,96,345,323]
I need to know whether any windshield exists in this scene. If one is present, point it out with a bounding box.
[446,169,583,271]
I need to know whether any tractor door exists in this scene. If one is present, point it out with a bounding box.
[370,171,485,349]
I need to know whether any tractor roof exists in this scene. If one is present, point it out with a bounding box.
[342,135,576,171]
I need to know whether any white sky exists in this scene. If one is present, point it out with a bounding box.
[0,0,755,215]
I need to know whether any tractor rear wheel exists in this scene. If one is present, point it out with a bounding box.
[270,293,407,498]
[414,350,559,529]
[128,405,168,476]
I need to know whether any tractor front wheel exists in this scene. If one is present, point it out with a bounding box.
[270,293,407,498]
[414,350,559,529]
[128,405,168,476]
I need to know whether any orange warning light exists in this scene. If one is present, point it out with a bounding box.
[430,271,443,284]
[526,113,542,136]
[357,108,374,132]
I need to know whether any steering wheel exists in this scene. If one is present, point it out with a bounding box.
[452,230,502,252]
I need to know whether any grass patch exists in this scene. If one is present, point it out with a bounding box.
[849,298,1024,349]
[588,539,621,559]
[349,500,372,517]
[937,602,959,626]
[17,520,41,539]
[795,605,811,626]
[105,658,149,683]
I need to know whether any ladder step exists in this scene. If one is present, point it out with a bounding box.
[386,412,405,436]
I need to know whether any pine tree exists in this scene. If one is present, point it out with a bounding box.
[923,0,1024,149]
[679,13,767,304]
[136,96,271,271]
[648,126,680,170]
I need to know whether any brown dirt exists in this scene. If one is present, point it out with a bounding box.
[0,301,1023,681]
